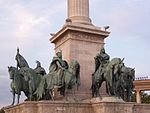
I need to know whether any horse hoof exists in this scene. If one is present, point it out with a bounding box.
[11,103,14,106]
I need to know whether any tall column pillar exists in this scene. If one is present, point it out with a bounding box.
[67,0,91,24]
[136,90,141,103]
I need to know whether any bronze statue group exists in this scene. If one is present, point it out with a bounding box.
[8,47,135,105]
[91,48,135,102]
[8,48,80,105]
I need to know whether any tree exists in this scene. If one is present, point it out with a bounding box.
[131,91,150,104]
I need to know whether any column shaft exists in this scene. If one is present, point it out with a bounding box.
[67,0,91,24]
[136,90,141,103]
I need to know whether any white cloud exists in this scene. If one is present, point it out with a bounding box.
[13,11,50,38]
[91,0,150,37]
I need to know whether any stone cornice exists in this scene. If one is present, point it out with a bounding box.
[134,80,150,91]
[50,23,110,43]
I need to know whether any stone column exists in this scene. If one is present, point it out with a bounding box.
[67,0,91,24]
[136,90,141,103]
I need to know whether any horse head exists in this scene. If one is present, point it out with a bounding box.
[70,60,80,81]
[8,66,18,79]
[110,58,124,75]
[70,60,80,75]
[130,68,135,81]
[65,60,80,90]
[128,68,135,88]
[121,67,135,89]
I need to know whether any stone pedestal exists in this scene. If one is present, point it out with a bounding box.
[3,99,150,113]
[4,101,93,113]
[50,23,110,99]
[101,96,124,102]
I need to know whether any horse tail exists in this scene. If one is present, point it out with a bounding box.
[34,76,46,100]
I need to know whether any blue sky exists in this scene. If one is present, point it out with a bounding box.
[0,0,150,107]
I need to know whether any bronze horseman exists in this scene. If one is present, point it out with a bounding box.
[91,48,135,102]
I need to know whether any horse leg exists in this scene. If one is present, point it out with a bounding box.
[106,82,110,95]
[60,85,65,96]
[95,84,100,97]
[106,82,114,96]
[64,86,69,101]
[24,91,30,101]
[11,91,15,105]
[91,84,95,97]
[29,80,36,101]
[29,82,33,101]
[106,82,112,96]
[127,89,131,102]
[121,86,125,101]
[17,93,20,104]
[49,89,54,101]
[73,85,77,101]
[96,80,103,97]
[114,81,120,98]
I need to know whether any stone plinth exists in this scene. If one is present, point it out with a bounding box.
[92,102,134,113]
[4,99,150,113]
[133,104,150,113]
[101,96,124,102]
[4,101,93,113]
[50,23,110,99]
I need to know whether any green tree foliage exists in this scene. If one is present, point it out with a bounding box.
[131,91,150,104]
[141,91,150,103]
[131,92,136,102]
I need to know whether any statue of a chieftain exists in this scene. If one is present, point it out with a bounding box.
[15,48,29,69]
[8,48,46,104]
[34,60,46,76]
[93,48,110,77]
[46,50,80,97]
[91,47,135,102]
[48,50,68,87]
[92,48,110,97]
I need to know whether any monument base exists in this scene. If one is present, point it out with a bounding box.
[3,98,150,113]
[90,96,124,103]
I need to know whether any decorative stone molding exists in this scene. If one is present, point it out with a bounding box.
[4,100,150,113]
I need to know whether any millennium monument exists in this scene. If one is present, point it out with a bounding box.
[2,0,150,113]
[50,0,110,98]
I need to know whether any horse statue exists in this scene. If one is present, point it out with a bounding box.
[19,67,44,101]
[92,58,124,97]
[8,66,29,105]
[12,48,45,101]
[119,67,135,101]
[63,60,80,96]
[36,60,80,100]
[8,48,80,102]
